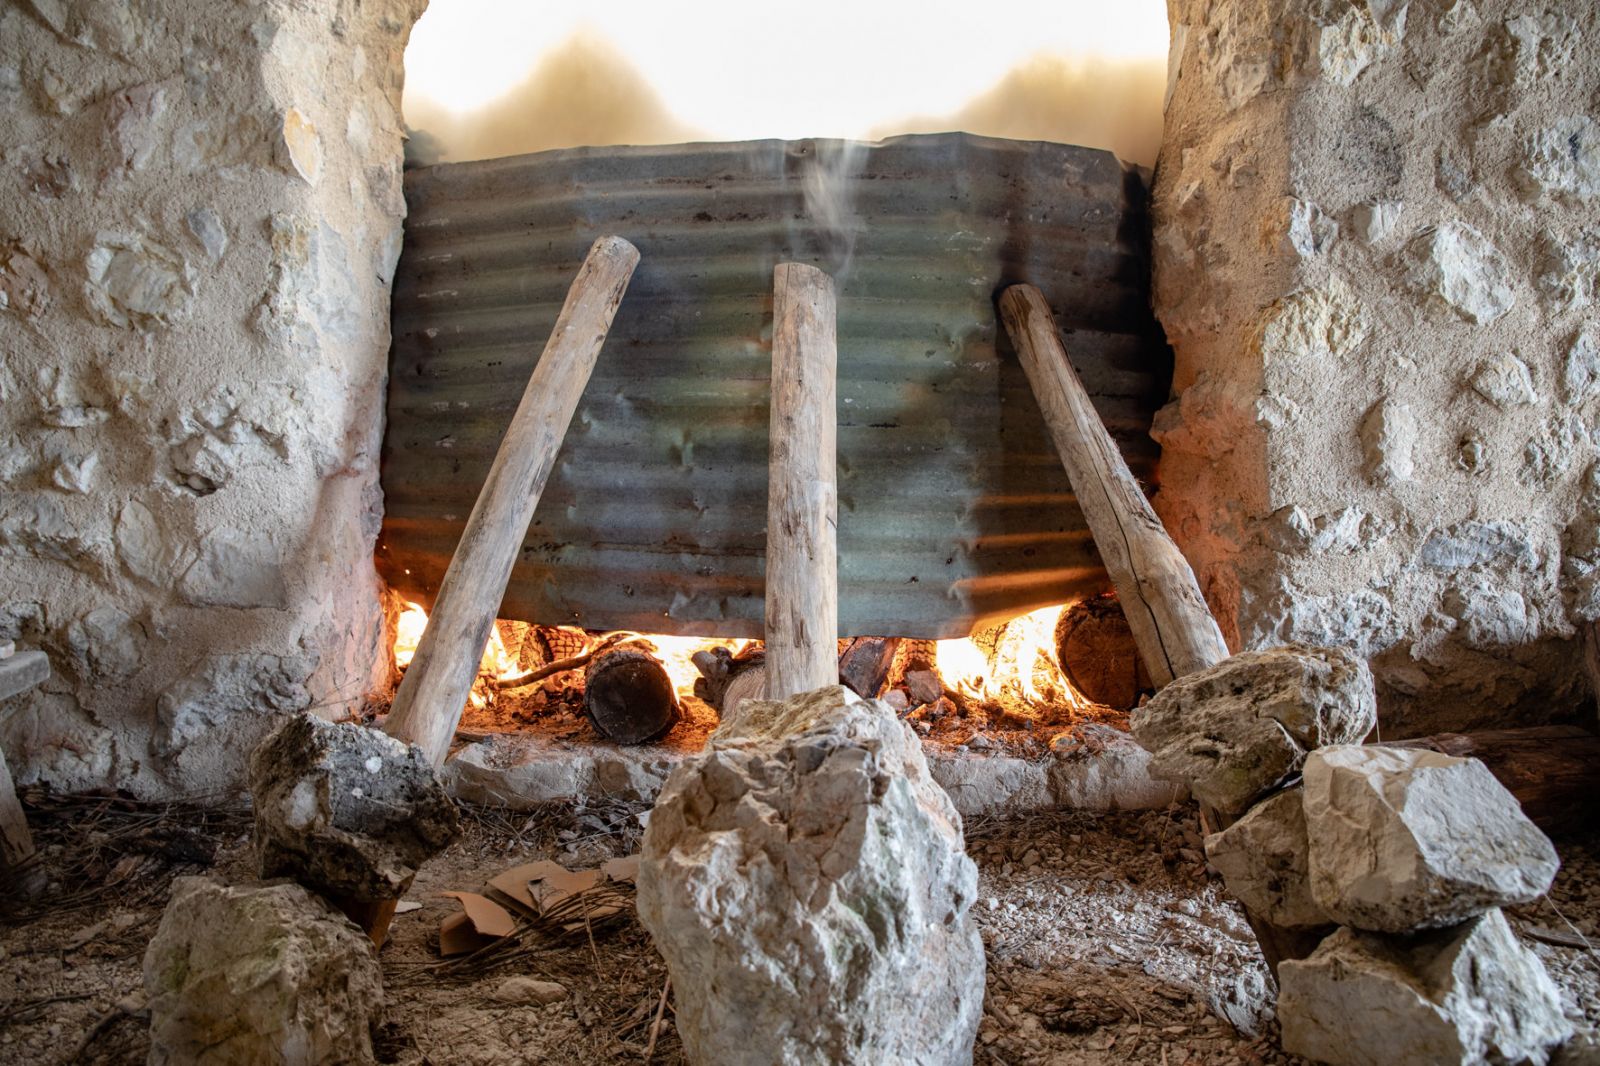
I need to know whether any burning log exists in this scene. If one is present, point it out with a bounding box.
[764,262,839,700]
[584,644,680,744]
[1054,595,1151,711]
[837,636,901,699]
[384,235,640,767]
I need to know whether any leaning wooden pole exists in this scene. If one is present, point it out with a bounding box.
[764,263,839,700]
[385,236,640,767]
[999,284,1321,975]
[998,284,1228,686]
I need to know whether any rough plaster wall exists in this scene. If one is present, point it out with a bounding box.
[0,0,425,795]
[1153,0,1600,734]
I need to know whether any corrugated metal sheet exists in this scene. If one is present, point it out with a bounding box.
[379,133,1171,639]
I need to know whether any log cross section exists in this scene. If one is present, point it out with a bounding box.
[765,263,840,700]
[384,236,641,767]
[998,284,1229,687]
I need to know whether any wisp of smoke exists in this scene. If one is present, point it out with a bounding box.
[798,139,868,281]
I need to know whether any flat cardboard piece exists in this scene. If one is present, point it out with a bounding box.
[442,891,516,938]
[439,911,496,956]
[488,860,570,913]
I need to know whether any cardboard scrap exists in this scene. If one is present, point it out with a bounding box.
[602,855,640,884]
[531,867,603,912]
[487,860,570,914]
[438,891,518,955]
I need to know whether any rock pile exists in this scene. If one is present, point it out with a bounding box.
[637,685,984,1065]
[1131,644,1573,1065]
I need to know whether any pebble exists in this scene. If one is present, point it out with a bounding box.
[493,976,569,1006]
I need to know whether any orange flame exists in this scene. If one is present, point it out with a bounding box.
[934,605,1090,712]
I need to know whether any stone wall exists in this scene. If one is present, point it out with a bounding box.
[1153,0,1600,734]
[0,0,424,794]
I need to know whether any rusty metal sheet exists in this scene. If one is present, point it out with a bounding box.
[379,133,1171,639]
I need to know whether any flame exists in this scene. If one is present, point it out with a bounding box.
[935,604,1088,712]
[393,602,747,703]
[626,633,752,699]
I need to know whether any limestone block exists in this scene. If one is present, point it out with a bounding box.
[179,526,286,609]
[249,714,460,900]
[1348,200,1400,243]
[1278,910,1572,1066]
[0,241,52,321]
[1243,585,1404,658]
[1402,222,1515,324]
[103,82,169,179]
[278,108,323,184]
[1562,326,1600,404]
[1204,788,1328,929]
[1517,117,1600,203]
[63,606,145,681]
[1310,3,1401,86]
[1302,745,1559,933]
[83,233,193,329]
[152,653,313,761]
[1047,723,1184,810]
[184,208,229,263]
[637,686,983,1066]
[1469,352,1537,408]
[1360,399,1416,484]
[1523,414,1588,487]
[1537,229,1600,311]
[1129,644,1377,816]
[49,452,98,493]
[1418,519,1539,571]
[144,876,384,1066]
[115,499,192,588]
[1442,582,1532,649]
[1279,197,1339,257]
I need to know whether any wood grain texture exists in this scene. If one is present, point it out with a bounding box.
[999,285,1228,687]
[385,236,640,766]
[765,263,839,700]
[584,645,679,745]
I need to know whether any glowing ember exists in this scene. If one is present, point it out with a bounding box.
[935,605,1090,713]
[629,633,753,699]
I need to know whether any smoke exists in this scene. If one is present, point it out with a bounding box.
[405,40,1165,169]
[798,139,868,279]
[873,54,1166,167]
[404,34,701,165]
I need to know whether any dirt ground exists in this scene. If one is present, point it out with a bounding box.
[1,790,1596,1066]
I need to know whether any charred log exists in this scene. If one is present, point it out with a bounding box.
[584,644,680,745]
[1054,595,1152,711]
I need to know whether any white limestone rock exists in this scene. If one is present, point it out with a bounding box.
[1517,117,1600,203]
[63,606,145,681]
[1204,788,1329,929]
[1523,414,1589,487]
[1302,745,1559,933]
[1360,399,1416,484]
[1129,644,1377,816]
[249,714,460,900]
[1402,222,1515,324]
[83,232,194,330]
[1562,326,1600,404]
[1278,909,1572,1066]
[637,686,983,1066]
[1348,200,1401,243]
[1418,519,1539,571]
[1469,352,1538,408]
[144,876,384,1066]
[1537,229,1600,311]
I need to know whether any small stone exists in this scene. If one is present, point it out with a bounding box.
[1523,414,1587,487]
[279,108,322,183]
[248,714,461,900]
[1130,644,1376,816]
[1282,198,1338,257]
[144,876,385,1065]
[1360,399,1416,485]
[83,233,193,330]
[882,688,910,713]
[1517,117,1600,203]
[1204,788,1329,929]
[638,686,983,1065]
[1349,200,1401,243]
[492,977,568,1006]
[185,208,229,263]
[1562,326,1600,404]
[1303,745,1559,933]
[1278,910,1572,1066]
[50,452,99,494]
[1418,520,1538,571]
[1402,222,1515,324]
[1469,352,1537,408]
[905,669,942,705]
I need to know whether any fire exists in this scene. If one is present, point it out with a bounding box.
[392,602,540,708]
[392,602,746,702]
[934,604,1089,712]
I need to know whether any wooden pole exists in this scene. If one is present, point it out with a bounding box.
[765,263,839,700]
[999,284,1319,974]
[385,236,640,767]
[1000,285,1227,685]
